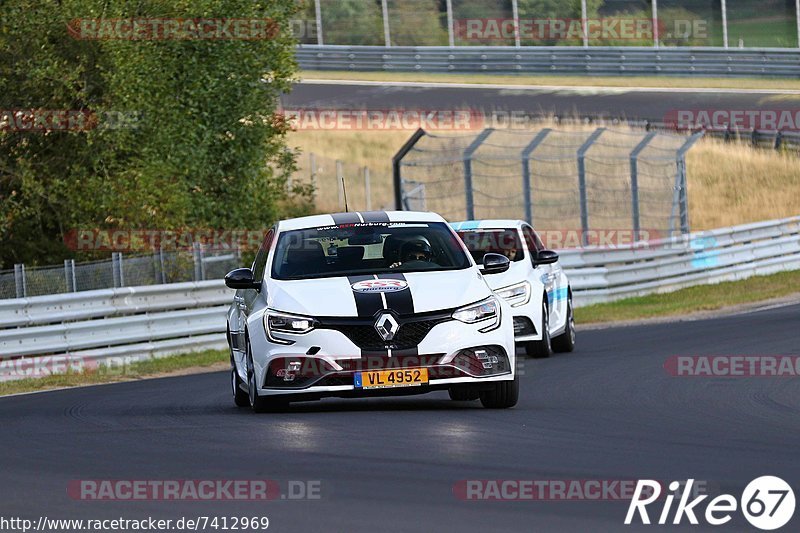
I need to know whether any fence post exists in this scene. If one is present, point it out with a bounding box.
[159,247,167,284]
[652,0,659,48]
[581,0,589,47]
[511,0,521,48]
[630,131,658,242]
[796,0,800,49]
[392,128,427,210]
[314,0,323,46]
[671,131,704,236]
[111,253,121,288]
[381,0,391,47]
[64,259,77,292]
[192,243,204,281]
[577,128,606,246]
[520,128,552,225]
[446,0,455,47]
[463,129,494,220]
[364,166,372,211]
[14,264,26,298]
[721,0,729,48]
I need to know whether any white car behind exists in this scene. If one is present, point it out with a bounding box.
[451,220,576,358]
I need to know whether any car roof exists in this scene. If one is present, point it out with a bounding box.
[278,211,447,231]
[450,220,527,231]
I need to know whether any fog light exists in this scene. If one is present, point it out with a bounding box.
[285,361,302,382]
[475,349,499,369]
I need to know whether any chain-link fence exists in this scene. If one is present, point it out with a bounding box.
[395,127,702,244]
[298,0,800,49]
[0,247,242,300]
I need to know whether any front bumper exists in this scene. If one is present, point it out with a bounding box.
[246,310,516,398]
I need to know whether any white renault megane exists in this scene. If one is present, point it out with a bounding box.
[225,211,518,412]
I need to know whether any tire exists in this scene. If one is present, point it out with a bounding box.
[245,338,284,413]
[448,386,480,401]
[479,375,519,409]
[232,367,249,407]
[525,299,552,359]
[552,292,576,353]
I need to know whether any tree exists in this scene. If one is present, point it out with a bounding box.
[0,0,310,268]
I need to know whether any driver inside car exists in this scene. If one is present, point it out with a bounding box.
[390,239,434,269]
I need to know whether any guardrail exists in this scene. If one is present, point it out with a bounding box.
[0,281,231,381]
[561,216,800,306]
[1,216,798,381]
[297,45,800,78]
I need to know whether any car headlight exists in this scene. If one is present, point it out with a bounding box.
[495,281,531,307]
[452,296,501,332]
[263,310,316,345]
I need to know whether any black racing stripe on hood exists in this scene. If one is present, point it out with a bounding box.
[359,211,390,223]
[377,273,415,316]
[331,213,361,225]
[347,275,384,319]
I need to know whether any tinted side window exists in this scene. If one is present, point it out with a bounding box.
[252,229,274,282]
[522,227,543,257]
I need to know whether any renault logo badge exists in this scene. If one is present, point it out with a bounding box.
[375,313,400,341]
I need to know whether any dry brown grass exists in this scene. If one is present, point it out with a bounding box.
[286,125,799,230]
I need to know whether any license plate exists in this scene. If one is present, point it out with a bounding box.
[355,368,429,389]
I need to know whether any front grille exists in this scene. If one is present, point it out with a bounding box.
[318,313,452,351]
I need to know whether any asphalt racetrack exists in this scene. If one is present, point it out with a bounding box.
[1,302,799,532]
[285,80,799,124]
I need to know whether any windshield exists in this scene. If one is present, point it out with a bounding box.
[271,221,472,280]
[457,229,524,263]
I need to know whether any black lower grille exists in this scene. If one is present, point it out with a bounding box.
[318,313,451,351]
[513,316,537,336]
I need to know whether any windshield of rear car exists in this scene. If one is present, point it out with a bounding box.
[271,221,472,280]
[457,229,524,263]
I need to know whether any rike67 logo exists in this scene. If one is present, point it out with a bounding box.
[626,477,795,530]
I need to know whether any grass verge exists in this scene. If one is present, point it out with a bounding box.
[575,270,800,324]
[299,70,800,91]
[0,349,228,397]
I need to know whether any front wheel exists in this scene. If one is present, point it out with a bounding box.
[246,338,285,413]
[232,367,249,407]
[479,375,519,409]
[525,300,552,359]
[552,292,576,353]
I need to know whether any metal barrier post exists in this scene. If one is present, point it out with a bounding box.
[577,128,606,246]
[64,259,77,292]
[581,0,589,47]
[521,128,552,225]
[14,264,26,298]
[463,129,494,220]
[630,131,658,241]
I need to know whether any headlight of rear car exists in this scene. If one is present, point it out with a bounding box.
[495,281,531,307]
[452,296,501,332]
[263,310,316,345]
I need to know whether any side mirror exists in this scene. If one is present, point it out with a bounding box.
[534,250,559,266]
[481,253,511,275]
[224,268,260,290]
